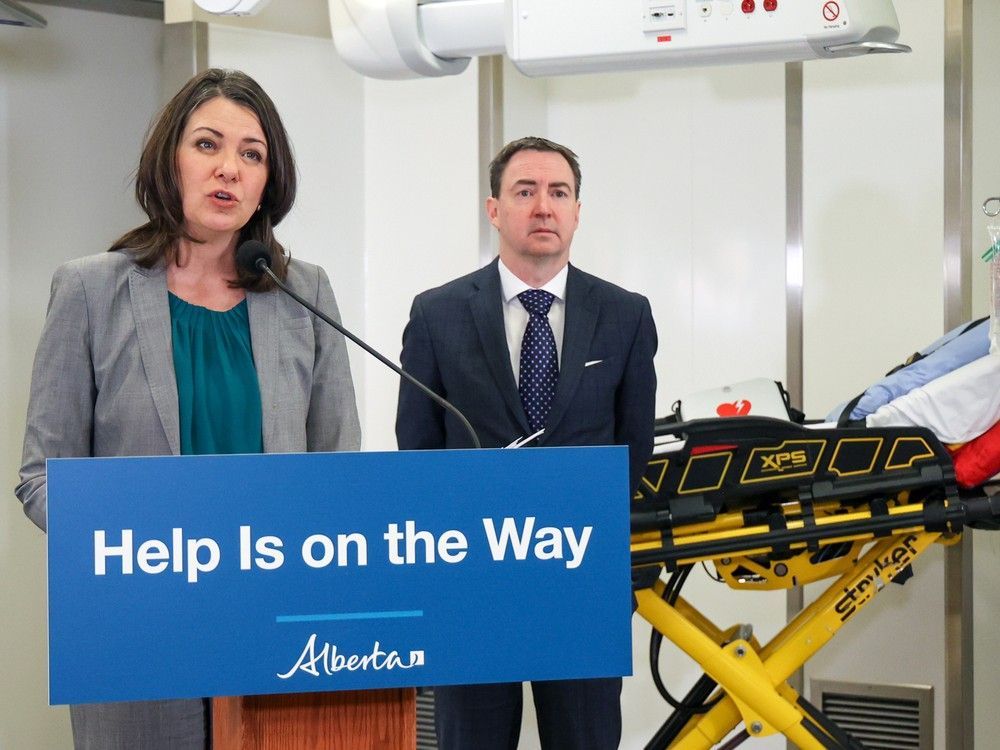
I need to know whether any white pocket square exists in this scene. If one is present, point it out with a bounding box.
[584,359,604,367]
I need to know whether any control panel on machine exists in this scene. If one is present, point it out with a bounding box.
[510,0,900,75]
[323,0,909,80]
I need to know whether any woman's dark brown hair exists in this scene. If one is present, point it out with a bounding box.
[109,68,296,290]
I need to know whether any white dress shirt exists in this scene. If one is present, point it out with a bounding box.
[498,258,568,386]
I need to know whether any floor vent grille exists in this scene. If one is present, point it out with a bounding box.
[811,679,933,750]
[416,688,438,750]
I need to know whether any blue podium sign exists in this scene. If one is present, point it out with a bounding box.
[47,447,631,704]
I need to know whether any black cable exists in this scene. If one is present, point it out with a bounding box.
[643,674,722,749]
[797,695,866,750]
[701,560,725,582]
[257,263,481,448]
[647,565,723,714]
[716,729,751,750]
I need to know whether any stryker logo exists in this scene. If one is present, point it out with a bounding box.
[759,450,808,473]
[277,635,424,679]
[834,534,920,622]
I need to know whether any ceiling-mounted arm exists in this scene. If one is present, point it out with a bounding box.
[329,0,486,79]
[325,0,911,80]
[824,41,911,57]
[417,0,504,60]
[0,0,46,27]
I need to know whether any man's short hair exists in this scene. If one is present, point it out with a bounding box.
[489,136,582,199]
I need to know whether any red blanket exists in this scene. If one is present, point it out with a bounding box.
[950,420,1000,488]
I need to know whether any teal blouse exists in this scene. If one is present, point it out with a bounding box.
[169,292,263,456]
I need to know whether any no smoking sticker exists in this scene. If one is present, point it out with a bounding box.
[823,1,840,21]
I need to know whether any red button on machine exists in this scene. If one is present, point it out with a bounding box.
[763,0,777,9]
[742,0,755,12]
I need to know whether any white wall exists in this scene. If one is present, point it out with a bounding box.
[361,56,790,747]
[206,24,368,432]
[326,47,792,743]
[799,3,953,747]
[0,12,367,747]
[0,4,163,747]
[362,68,481,451]
[541,61,788,750]
[802,7,945,418]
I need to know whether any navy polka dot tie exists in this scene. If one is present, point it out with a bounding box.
[518,289,559,433]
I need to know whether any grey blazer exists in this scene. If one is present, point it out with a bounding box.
[16,250,361,531]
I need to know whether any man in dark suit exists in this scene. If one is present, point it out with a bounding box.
[396,136,657,749]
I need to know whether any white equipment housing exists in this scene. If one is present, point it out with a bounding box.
[194,0,272,16]
[329,0,908,80]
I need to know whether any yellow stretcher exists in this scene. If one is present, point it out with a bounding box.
[630,416,1000,749]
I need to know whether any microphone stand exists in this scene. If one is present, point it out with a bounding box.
[255,258,482,449]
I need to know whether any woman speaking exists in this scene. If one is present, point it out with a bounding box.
[15,68,360,748]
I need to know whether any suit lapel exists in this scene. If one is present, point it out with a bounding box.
[542,265,597,442]
[247,290,280,452]
[470,261,531,436]
[129,264,180,455]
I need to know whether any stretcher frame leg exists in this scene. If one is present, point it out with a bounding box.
[635,530,941,748]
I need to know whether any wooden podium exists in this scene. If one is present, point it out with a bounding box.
[213,688,416,749]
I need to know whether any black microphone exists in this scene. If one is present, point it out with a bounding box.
[236,240,482,449]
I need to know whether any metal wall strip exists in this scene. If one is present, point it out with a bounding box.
[784,61,804,413]
[478,56,504,267]
[943,0,974,747]
[784,63,805,749]
[161,20,208,106]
